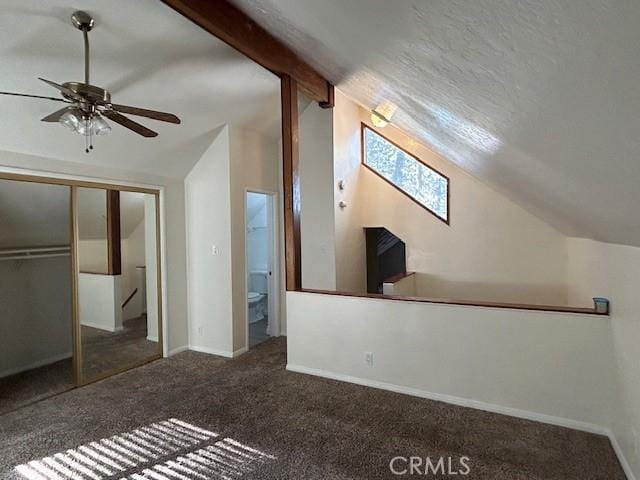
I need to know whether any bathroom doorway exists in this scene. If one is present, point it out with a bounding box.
[245,190,279,348]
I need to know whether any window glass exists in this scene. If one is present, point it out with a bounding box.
[363,125,448,222]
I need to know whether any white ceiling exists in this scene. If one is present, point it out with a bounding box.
[0,0,280,178]
[232,0,640,246]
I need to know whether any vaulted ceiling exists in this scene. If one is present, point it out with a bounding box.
[232,0,640,246]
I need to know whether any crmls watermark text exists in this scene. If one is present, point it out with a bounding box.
[389,456,471,476]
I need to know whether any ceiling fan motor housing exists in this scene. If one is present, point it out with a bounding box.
[61,82,110,104]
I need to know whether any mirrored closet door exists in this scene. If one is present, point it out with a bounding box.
[75,187,162,383]
[0,175,163,413]
[0,179,74,414]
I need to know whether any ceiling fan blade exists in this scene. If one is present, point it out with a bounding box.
[0,91,69,102]
[110,104,181,124]
[38,77,83,101]
[41,107,72,122]
[102,110,158,138]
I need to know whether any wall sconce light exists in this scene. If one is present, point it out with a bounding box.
[371,101,398,128]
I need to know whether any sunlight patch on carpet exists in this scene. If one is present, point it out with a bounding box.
[14,419,275,480]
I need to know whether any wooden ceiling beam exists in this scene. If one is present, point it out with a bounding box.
[161,0,335,107]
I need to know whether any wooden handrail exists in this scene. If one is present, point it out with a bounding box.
[299,288,607,316]
[122,288,138,309]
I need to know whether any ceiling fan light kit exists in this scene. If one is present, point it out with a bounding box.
[0,11,181,153]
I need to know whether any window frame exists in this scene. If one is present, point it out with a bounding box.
[360,123,450,225]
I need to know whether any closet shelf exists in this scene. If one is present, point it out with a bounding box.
[0,246,70,261]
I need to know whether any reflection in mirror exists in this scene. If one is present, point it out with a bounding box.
[0,179,73,414]
[77,188,160,382]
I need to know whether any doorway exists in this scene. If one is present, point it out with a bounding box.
[245,190,279,348]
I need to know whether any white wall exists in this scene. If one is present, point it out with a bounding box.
[78,273,123,332]
[300,100,337,290]
[184,125,281,355]
[568,238,640,477]
[287,291,617,431]
[229,126,280,351]
[185,126,234,356]
[0,257,72,377]
[332,93,570,305]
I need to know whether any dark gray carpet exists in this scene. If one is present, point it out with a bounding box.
[82,315,159,379]
[0,317,159,415]
[0,359,74,416]
[0,338,626,479]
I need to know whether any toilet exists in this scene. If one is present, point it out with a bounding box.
[248,271,268,323]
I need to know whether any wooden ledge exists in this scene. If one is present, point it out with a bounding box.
[383,271,415,283]
[298,288,607,316]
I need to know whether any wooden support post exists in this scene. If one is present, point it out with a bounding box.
[106,189,122,275]
[281,75,302,290]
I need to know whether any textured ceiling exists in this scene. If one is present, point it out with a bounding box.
[0,0,280,178]
[232,0,640,246]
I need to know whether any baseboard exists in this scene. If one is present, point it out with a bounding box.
[232,347,248,358]
[0,351,72,378]
[147,335,159,342]
[609,431,637,480]
[286,364,635,479]
[188,345,234,358]
[168,345,189,356]
[81,321,122,333]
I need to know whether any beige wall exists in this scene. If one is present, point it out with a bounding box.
[333,92,570,305]
[568,238,640,477]
[229,126,281,351]
[185,126,234,356]
[299,100,337,290]
[333,91,367,292]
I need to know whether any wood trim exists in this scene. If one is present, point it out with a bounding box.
[106,190,122,276]
[0,172,160,194]
[160,0,334,107]
[76,354,163,388]
[383,271,415,284]
[281,75,302,290]
[299,289,607,316]
[121,288,138,309]
[361,123,450,225]
[154,192,165,358]
[70,186,81,386]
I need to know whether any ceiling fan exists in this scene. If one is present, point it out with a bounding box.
[0,11,181,153]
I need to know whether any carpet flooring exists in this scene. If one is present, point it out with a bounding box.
[82,315,160,379]
[0,316,159,415]
[0,338,626,479]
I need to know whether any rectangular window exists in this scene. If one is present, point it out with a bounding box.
[362,124,449,223]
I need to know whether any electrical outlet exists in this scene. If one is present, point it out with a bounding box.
[211,245,219,255]
[365,351,374,366]
[197,326,203,336]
